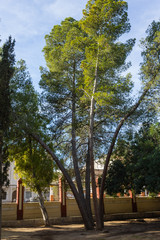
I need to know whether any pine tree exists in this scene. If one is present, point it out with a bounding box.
[0,36,15,239]
[34,3,160,230]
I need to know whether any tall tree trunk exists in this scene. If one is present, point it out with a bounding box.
[85,142,94,226]
[71,63,87,209]
[71,61,94,227]
[89,47,102,230]
[38,190,50,227]
[31,133,94,230]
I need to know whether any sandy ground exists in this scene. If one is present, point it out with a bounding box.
[2,218,160,240]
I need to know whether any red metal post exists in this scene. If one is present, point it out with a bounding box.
[50,185,54,201]
[16,178,24,220]
[59,177,66,217]
[129,190,137,212]
[96,177,100,199]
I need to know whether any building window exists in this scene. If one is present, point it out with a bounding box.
[26,191,32,200]
[12,190,17,202]
[2,191,7,200]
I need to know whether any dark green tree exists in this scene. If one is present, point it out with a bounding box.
[105,136,142,212]
[105,159,126,196]
[131,123,160,195]
[105,120,160,212]
[0,36,15,239]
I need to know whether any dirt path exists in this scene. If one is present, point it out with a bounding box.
[2,218,160,240]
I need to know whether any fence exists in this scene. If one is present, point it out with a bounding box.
[2,197,160,222]
[2,178,160,222]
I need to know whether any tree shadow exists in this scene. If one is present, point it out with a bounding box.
[2,219,160,240]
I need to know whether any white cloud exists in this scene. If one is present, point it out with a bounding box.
[44,0,87,20]
[0,0,88,43]
[0,0,160,92]
[0,0,41,42]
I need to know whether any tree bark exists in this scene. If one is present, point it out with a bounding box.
[131,190,137,212]
[71,62,94,226]
[85,142,94,226]
[38,190,50,227]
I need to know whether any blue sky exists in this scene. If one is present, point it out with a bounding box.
[0,0,160,94]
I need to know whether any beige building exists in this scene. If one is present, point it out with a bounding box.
[3,158,104,203]
[2,162,49,203]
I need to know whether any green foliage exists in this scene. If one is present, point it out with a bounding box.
[0,36,15,188]
[43,17,85,74]
[40,0,135,167]
[9,60,56,193]
[104,19,160,197]
[79,0,135,107]
[139,21,160,115]
[40,17,88,164]
[105,121,160,196]
[0,36,15,134]
[132,123,160,194]
[140,21,160,82]
[13,139,54,193]
[10,60,41,134]
[105,160,126,196]
[81,0,130,39]
[1,148,10,188]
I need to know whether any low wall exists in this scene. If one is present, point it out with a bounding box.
[67,197,160,217]
[23,202,61,219]
[66,199,81,217]
[66,199,95,217]
[104,197,132,214]
[2,197,160,221]
[137,197,160,212]
[2,203,17,221]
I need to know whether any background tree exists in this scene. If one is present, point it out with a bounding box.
[9,60,55,226]
[105,159,126,197]
[0,36,15,239]
[105,120,160,211]
[130,122,160,195]
[12,140,54,227]
[105,135,143,212]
